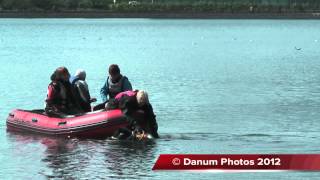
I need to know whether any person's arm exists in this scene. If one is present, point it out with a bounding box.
[46,84,56,105]
[144,104,159,138]
[123,78,133,91]
[100,81,109,102]
[45,84,58,112]
[76,81,90,103]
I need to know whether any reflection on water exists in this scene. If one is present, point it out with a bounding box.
[7,131,157,179]
[104,140,157,179]
[6,127,320,179]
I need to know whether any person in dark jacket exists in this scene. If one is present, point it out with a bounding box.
[70,69,96,112]
[93,64,132,111]
[108,90,159,140]
[45,67,82,117]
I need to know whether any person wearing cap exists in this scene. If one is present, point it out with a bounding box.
[45,67,82,117]
[94,64,132,110]
[107,90,159,139]
[70,69,97,112]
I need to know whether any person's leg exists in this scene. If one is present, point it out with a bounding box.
[45,108,67,118]
[93,101,107,111]
[67,107,83,115]
[84,103,92,112]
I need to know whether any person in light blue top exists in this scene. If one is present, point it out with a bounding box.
[94,64,132,110]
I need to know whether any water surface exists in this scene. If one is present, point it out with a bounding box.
[0,19,320,179]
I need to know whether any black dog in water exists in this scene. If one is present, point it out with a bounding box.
[111,126,153,141]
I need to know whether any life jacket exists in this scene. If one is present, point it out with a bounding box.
[115,90,137,101]
[47,81,68,107]
[108,75,128,99]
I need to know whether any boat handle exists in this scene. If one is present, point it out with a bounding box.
[9,113,14,117]
[32,118,38,123]
[58,121,67,126]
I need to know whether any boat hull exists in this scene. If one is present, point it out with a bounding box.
[6,109,129,138]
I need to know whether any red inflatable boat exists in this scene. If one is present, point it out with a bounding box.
[6,109,129,138]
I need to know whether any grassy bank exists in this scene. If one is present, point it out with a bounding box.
[0,11,319,19]
[0,0,320,18]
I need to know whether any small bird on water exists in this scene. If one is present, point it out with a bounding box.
[295,47,302,51]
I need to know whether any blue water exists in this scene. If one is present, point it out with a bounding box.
[1,19,320,179]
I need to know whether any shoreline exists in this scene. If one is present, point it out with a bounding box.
[0,11,320,19]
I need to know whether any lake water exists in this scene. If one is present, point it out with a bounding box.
[0,19,320,179]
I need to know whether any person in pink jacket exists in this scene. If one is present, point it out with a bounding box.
[107,90,159,139]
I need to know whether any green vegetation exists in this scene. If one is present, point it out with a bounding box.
[0,0,319,13]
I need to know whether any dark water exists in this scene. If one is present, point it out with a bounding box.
[1,19,320,179]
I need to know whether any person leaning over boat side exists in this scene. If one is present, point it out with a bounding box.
[45,67,82,117]
[93,64,132,111]
[70,69,97,112]
[107,90,159,139]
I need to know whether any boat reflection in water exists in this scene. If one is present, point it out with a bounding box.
[6,130,158,179]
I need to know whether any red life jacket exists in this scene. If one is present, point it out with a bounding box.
[115,90,137,101]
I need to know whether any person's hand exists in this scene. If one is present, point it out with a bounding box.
[90,98,97,103]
